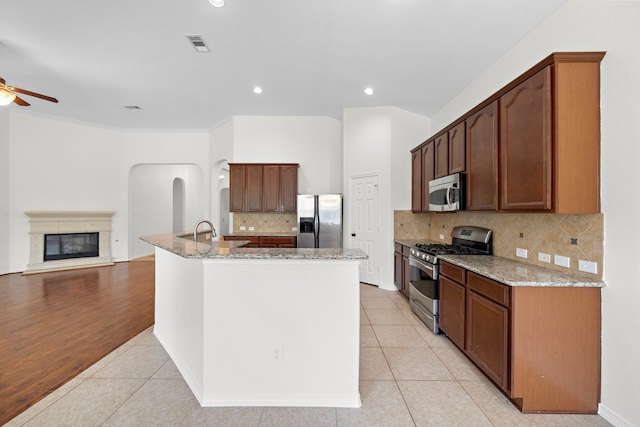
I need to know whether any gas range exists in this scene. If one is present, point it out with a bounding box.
[410,226,493,265]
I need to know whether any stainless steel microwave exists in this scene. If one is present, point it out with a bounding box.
[428,173,465,212]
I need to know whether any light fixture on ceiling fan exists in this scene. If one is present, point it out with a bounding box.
[209,0,224,7]
[0,76,59,106]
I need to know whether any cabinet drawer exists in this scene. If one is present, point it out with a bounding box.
[440,262,466,284]
[261,236,296,248]
[468,272,509,307]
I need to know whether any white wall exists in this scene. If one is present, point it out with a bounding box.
[231,116,343,195]
[343,107,430,290]
[430,2,640,425]
[210,119,234,237]
[0,108,9,274]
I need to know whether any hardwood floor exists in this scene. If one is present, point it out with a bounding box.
[0,261,155,425]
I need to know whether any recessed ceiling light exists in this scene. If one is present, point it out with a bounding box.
[253,86,263,94]
[209,0,224,7]
[364,87,374,96]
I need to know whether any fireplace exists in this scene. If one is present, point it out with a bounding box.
[24,211,115,275]
[44,232,100,261]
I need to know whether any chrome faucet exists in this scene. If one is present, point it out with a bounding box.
[193,220,217,242]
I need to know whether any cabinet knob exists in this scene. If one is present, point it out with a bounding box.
[351,233,356,237]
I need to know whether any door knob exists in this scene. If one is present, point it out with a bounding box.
[351,233,356,237]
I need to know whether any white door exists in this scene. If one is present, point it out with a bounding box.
[350,174,380,285]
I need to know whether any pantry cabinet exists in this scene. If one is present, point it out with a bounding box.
[229,163,299,213]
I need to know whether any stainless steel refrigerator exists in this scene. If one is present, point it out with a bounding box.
[297,194,343,248]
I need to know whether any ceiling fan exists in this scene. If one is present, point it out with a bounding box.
[0,76,58,106]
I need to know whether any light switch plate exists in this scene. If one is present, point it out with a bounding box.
[554,255,570,268]
[538,253,551,263]
[579,260,598,274]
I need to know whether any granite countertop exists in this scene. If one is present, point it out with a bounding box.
[224,231,298,237]
[439,255,605,288]
[141,232,368,260]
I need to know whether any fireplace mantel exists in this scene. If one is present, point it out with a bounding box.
[23,211,115,275]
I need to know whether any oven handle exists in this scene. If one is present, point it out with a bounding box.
[409,256,434,274]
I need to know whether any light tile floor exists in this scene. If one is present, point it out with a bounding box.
[7,284,613,426]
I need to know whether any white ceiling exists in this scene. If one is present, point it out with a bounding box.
[0,0,567,130]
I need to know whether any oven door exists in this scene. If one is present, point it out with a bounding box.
[408,256,440,333]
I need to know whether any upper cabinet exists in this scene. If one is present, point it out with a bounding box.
[411,148,423,212]
[500,67,553,211]
[448,122,466,174]
[229,163,299,213]
[466,101,499,211]
[410,52,605,214]
[434,133,449,178]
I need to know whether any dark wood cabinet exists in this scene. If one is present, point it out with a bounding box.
[438,261,601,413]
[421,142,435,211]
[466,101,499,211]
[500,67,552,211]
[411,149,422,212]
[393,243,410,298]
[224,235,296,248]
[439,275,466,350]
[229,163,298,213]
[434,133,449,178]
[466,273,509,391]
[409,52,604,214]
[229,164,247,212]
[448,122,466,174]
[246,165,264,212]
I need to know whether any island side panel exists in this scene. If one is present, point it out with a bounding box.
[153,248,205,401]
[201,259,361,408]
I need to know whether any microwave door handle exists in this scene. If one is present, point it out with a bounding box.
[446,186,452,208]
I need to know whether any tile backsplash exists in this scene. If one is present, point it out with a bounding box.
[232,213,297,233]
[394,210,604,279]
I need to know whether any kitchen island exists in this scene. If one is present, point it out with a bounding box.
[140,231,367,408]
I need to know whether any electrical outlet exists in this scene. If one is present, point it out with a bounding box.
[579,260,598,274]
[516,248,528,258]
[249,226,255,231]
[439,234,445,240]
[538,253,551,263]
[240,226,246,231]
[291,226,297,231]
[554,255,570,268]
[272,344,283,362]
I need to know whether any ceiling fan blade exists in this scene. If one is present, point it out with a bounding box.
[10,86,58,103]
[13,95,30,106]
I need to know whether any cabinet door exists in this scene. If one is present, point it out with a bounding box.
[448,122,466,174]
[421,142,435,211]
[411,149,423,212]
[466,101,499,211]
[401,255,410,299]
[261,236,297,248]
[500,67,552,211]
[439,276,466,350]
[434,133,449,178]
[466,291,509,391]
[394,250,403,289]
[262,165,280,212]
[279,165,298,212]
[229,164,246,212]
[245,165,263,212]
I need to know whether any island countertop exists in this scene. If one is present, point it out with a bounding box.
[141,231,368,260]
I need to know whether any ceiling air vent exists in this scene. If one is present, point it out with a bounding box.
[186,35,211,53]
[123,105,141,110]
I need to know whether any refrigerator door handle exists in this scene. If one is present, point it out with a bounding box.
[314,195,320,248]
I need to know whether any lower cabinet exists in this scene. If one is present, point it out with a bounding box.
[439,261,600,414]
[224,235,296,248]
[393,243,410,298]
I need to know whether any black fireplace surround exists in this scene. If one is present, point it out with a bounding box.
[44,232,99,262]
